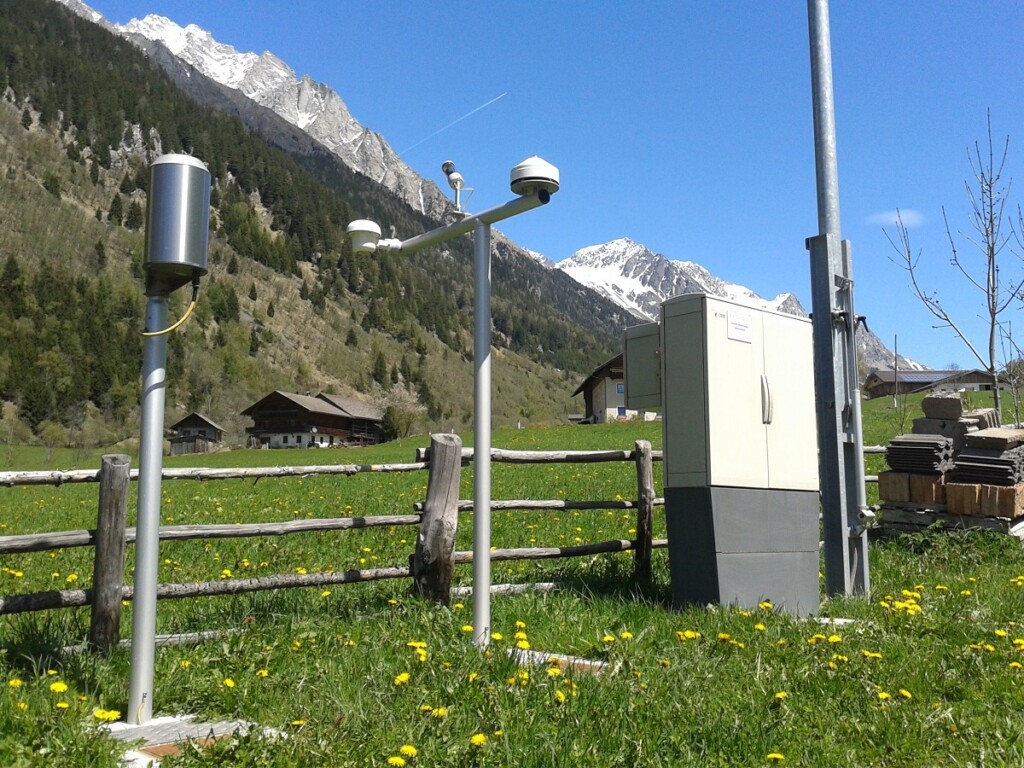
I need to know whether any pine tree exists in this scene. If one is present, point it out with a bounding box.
[124,200,143,230]
[267,300,275,317]
[372,350,388,386]
[345,327,358,347]
[108,193,123,225]
[20,108,31,130]
[248,283,257,301]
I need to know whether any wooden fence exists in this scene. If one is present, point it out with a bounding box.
[0,436,666,654]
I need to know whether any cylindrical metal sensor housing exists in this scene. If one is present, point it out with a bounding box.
[144,154,211,294]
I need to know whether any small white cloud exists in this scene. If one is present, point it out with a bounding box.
[866,209,924,228]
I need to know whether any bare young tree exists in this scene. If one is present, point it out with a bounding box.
[887,114,1024,416]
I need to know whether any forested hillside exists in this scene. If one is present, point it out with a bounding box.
[0,0,623,449]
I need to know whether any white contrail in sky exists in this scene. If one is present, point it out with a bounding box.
[399,92,508,156]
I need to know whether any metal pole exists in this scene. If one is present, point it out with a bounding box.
[127,294,169,724]
[807,0,870,596]
[472,219,492,648]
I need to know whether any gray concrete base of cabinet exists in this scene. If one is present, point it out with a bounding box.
[664,486,820,616]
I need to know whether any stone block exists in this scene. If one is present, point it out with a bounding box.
[946,483,980,516]
[922,394,963,420]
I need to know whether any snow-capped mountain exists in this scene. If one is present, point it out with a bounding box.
[100,10,452,220]
[557,237,925,372]
[53,0,920,374]
[558,237,804,321]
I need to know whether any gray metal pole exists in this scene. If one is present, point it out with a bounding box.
[472,219,492,648]
[127,294,169,724]
[807,0,870,596]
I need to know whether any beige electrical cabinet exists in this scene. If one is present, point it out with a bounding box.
[624,293,821,615]
[661,294,818,491]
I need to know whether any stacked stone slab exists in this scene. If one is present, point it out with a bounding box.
[950,429,1024,486]
[911,393,999,453]
[885,434,954,474]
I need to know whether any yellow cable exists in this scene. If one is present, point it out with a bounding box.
[140,284,199,337]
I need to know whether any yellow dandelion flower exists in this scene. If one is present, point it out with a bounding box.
[491,632,504,641]
[431,706,448,718]
[862,650,882,659]
[554,689,567,704]
[514,631,528,640]
[660,658,671,668]
[394,672,410,686]
[468,672,479,682]
[16,701,27,711]
[321,590,332,598]
[759,601,774,611]
[461,625,474,634]
[223,678,235,688]
[677,629,701,641]
[49,681,68,694]
[387,758,406,767]
[827,634,842,644]
[718,632,731,641]
[996,629,1009,638]
[516,640,531,650]
[1010,661,1023,670]
[8,678,24,689]
[899,689,913,699]
[774,691,788,701]
[754,623,766,631]
[620,631,633,640]
[767,753,784,763]
[602,634,616,644]
[469,733,488,747]
[256,669,269,678]
[877,691,891,701]
[93,708,120,722]
[399,745,417,757]
[935,584,949,591]
[55,701,70,710]
[290,719,306,726]
[65,574,78,584]
[515,620,526,629]
[546,667,562,678]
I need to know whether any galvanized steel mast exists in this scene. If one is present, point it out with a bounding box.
[806,0,871,596]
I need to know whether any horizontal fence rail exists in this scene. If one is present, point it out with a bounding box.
[0,438,667,642]
[1,439,887,646]
[0,462,427,488]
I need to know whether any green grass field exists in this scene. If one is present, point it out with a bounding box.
[5,411,1024,766]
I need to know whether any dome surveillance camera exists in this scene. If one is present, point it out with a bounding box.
[346,219,382,254]
[510,156,559,197]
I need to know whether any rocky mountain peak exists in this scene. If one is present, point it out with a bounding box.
[113,11,453,221]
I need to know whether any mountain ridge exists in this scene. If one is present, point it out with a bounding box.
[555,236,926,372]
[53,0,923,377]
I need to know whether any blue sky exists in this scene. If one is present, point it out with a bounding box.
[84,1,1024,370]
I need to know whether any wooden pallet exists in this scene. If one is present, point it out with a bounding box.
[876,504,1024,539]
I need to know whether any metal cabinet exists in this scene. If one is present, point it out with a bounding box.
[625,293,820,615]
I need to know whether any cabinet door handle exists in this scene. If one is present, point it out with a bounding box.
[760,374,773,424]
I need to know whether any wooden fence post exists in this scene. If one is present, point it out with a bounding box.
[413,433,463,604]
[89,454,131,655]
[633,440,654,580]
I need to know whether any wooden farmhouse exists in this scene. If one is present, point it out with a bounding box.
[241,391,384,449]
[572,353,658,424]
[168,412,225,456]
[863,368,997,400]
